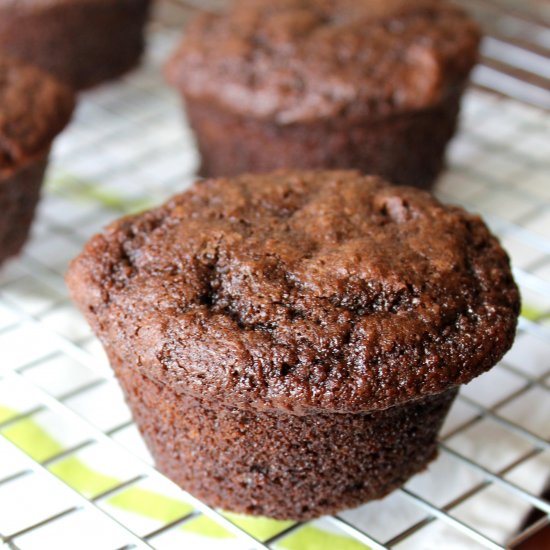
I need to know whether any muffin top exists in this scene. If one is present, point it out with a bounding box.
[0,57,75,178]
[68,171,519,414]
[166,0,481,124]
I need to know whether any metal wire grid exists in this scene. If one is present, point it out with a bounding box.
[0,3,548,550]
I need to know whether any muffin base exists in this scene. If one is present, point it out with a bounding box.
[0,160,47,266]
[113,359,457,520]
[0,0,151,90]
[184,92,462,190]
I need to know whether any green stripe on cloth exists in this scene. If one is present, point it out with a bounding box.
[222,512,295,541]
[0,406,192,522]
[49,456,121,499]
[1,412,63,462]
[278,525,370,550]
[181,516,371,549]
[108,487,193,523]
[47,173,155,215]
[0,405,18,424]
[181,515,235,540]
[521,304,543,322]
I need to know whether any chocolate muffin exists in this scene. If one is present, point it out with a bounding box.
[0,0,152,90]
[165,0,481,190]
[67,170,519,519]
[0,57,74,266]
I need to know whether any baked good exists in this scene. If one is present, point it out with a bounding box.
[67,170,519,519]
[165,0,481,190]
[0,57,74,266]
[0,0,152,90]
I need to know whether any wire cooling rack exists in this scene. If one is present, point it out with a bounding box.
[0,1,549,549]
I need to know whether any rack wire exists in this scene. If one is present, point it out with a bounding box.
[0,1,549,548]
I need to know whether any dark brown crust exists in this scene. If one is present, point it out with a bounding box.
[114,356,458,520]
[67,171,520,414]
[166,0,480,123]
[0,57,74,176]
[0,0,151,90]
[0,158,47,265]
[186,91,461,189]
[166,0,480,188]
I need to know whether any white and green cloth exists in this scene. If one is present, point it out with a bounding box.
[1,28,550,549]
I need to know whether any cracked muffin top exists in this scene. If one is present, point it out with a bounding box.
[0,56,75,177]
[67,171,519,413]
[166,0,481,124]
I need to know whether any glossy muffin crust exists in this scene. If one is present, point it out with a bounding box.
[69,171,519,413]
[0,57,74,265]
[166,0,481,187]
[67,170,519,518]
[0,0,151,90]
[168,0,480,123]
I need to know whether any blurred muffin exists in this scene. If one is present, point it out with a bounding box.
[0,57,74,266]
[166,0,480,190]
[0,0,152,90]
[67,170,519,519]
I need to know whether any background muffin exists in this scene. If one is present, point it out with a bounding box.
[166,0,481,190]
[67,170,519,519]
[0,0,152,90]
[0,57,75,266]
